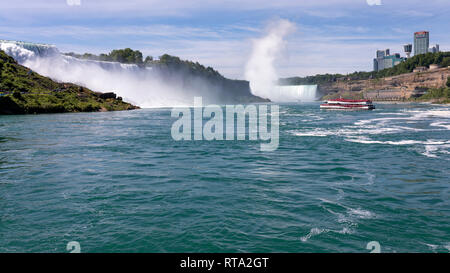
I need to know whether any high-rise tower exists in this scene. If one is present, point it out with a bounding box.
[414,31,429,56]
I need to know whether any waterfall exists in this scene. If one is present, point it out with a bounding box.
[0,40,60,63]
[269,85,318,102]
[0,40,201,107]
[0,40,264,107]
[0,39,314,106]
[0,40,141,72]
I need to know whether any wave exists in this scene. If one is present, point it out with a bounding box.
[403,109,450,119]
[291,106,450,158]
[344,137,450,146]
[347,208,375,219]
[319,198,375,219]
[290,125,425,138]
[422,144,450,158]
[345,138,450,159]
[431,121,450,130]
[302,197,376,243]
[300,227,353,242]
[422,242,450,253]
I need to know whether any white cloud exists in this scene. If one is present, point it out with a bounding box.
[2,0,445,18]
[366,0,382,6]
[1,21,449,79]
[66,0,81,6]
[1,0,449,79]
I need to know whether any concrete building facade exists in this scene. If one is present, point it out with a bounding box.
[414,31,429,56]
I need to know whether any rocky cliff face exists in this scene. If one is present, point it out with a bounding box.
[318,67,450,100]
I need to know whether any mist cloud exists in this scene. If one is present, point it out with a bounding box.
[0,42,224,107]
[244,19,295,100]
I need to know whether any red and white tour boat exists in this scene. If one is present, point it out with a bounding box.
[320,98,375,110]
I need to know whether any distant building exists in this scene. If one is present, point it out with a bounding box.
[403,44,412,58]
[429,44,440,53]
[372,31,440,72]
[374,49,388,71]
[429,64,440,70]
[414,31,429,56]
[373,49,405,72]
[377,49,389,58]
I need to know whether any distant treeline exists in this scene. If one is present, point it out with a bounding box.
[65,49,224,80]
[279,51,450,85]
[156,54,223,79]
[65,48,151,65]
[64,48,264,103]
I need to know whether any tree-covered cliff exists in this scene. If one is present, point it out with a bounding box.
[65,49,268,103]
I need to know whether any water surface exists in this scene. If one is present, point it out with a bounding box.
[0,103,449,252]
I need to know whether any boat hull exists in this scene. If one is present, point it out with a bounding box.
[320,98,375,110]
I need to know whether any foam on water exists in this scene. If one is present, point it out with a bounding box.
[300,228,325,242]
[431,121,450,130]
[291,106,450,159]
[445,244,450,252]
[300,227,353,242]
[422,144,450,158]
[347,208,375,219]
[313,196,375,242]
[344,137,450,146]
[405,109,450,119]
[423,242,450,253]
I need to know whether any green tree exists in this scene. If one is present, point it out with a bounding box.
[99,53,111,61]
[159,54,181,66]
[143,56,153,66]
[279,51,450,85]
[82,53,97,60]
[109,48,143,64]
[441,57,450,67]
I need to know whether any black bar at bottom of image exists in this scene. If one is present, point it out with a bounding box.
[1,253,447,272]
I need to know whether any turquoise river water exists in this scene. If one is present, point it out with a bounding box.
[0,102,449,252]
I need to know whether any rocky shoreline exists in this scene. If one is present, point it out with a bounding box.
[318,66,450,102]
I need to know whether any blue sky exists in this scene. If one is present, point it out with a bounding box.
[0,0,449,79]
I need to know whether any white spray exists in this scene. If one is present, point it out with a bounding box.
[0,42,220,107]
[245,19,304,102]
